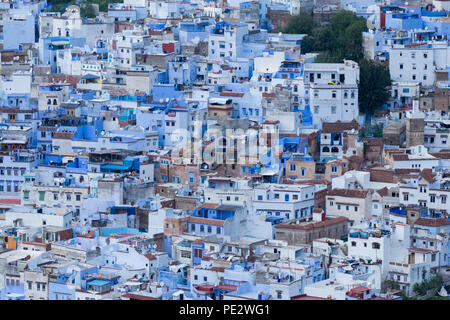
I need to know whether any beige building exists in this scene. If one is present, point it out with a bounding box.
[326,189,372,224]
[274,212,349,245]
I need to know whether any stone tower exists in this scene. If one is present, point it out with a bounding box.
[406,99,424,148]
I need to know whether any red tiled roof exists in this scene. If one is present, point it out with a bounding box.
[392,154,409,161]
[430,152,450,159]
[0,199,21,205]
[144,254,157,260]
[275,216,349,231]
[419,169,435,183]
[220,92,244,97]
[188,216,226,226]
[122,293,158,300]
[376,187,389,197]
[197,203,219,209]
[322,120,359,133]
[52,132,74,139]
[327,189,368,199]
[414,218,450,227]
[291,294,329,300]
[362,138,383,146]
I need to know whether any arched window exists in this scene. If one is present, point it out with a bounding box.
[47,99,51,105]
[53,99,57,105]
[331,147,339,153]
[322,146,330,153]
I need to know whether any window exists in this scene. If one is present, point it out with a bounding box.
[181,251,191,258]
[403,193,409,201]
[39,192,45,201]
[274,193,280,199]
[53,193,58,201]
[290,164,296,171]
[351,241,356,247]
[372,242,380,249]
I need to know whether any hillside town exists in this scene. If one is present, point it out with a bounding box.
[0,0,449,301]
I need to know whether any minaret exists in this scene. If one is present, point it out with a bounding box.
[406,99,424,148]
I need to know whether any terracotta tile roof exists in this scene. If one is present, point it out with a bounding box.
[263,120,280,125]
[188,216,226,226]
[394,168,420,174]
[370,169,394,183]
[219,92,244,97]
[430,152,450,159]
[414,218,450,227]
[52,132,74,139]
[275,216,349,231]
[419,169,436,183]
[291,294,329,300]
[197,203,219,210]
[376,187,389,197]
[209,266,226,272]
[122,293,158,300]
[144,254,157,260]
[392,154,409,161]
[362,138,383,146]
[109,89,129,97]
[322,120,359,133]
[327,189,369,199]
[0,199,21,205]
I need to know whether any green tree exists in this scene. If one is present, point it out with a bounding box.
[358,59,391,118]
[282,13,317,35]
[413,274,444,296]
[81,3,96,18]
